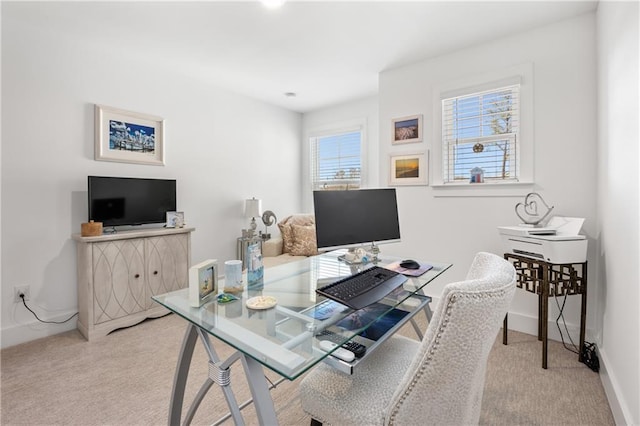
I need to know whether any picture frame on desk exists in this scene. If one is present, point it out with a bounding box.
[246,241,264,289]
[189,259,218,307]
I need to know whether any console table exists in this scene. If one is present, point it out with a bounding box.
[502,253,587,369]
[72,227,194,341]
[153,250,451,425]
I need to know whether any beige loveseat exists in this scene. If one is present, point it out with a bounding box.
[262,214,318,268]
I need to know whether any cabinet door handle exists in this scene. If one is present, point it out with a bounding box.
[134,273,140,278]
[153,271,158,275]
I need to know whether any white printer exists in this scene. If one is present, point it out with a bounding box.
[498,216,588,264]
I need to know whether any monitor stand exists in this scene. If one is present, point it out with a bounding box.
[368,242,380,263]
[337,243,381,265]
[337,251,363,265]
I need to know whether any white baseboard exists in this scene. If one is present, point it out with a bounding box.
[598,348,634,426]
[1,312,78,349]
[504,310,588,345]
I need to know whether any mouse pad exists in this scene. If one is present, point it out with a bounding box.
[384,261,433,277]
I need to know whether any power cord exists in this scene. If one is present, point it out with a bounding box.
[19,294,78,324]
[554,292,599,372]
[554,292,579,354]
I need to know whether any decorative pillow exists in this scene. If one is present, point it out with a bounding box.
[289,224,318,256]
[278,216,294,254]
[277,214,315,253]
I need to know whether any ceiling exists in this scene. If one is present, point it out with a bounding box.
[10,1,598,113]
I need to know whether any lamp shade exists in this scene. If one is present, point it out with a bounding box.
[244,198,262,218]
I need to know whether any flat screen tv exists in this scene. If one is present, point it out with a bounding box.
[88,176,176,227]
[313,188,401,251]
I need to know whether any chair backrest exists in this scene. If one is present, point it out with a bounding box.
[385,252,516,425]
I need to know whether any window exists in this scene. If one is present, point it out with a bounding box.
[310,129,362,191]
[442,84,520,183]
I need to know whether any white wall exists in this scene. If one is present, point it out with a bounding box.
[301,95,379,211]
[596,2,640,424]
[379,14,598,343]
[1,5,302,347]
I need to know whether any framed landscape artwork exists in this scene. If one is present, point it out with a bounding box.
[95,104,165,165]
[392,114,423,144]
[389,152,428,186]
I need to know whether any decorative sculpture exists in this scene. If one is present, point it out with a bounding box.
[261,210,277,239]
[515,192,554,226]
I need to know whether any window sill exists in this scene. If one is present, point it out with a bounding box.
[431,181,535,197]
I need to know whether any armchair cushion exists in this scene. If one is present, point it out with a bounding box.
[262,237,284,257]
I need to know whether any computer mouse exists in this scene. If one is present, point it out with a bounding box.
[400,259,420,269]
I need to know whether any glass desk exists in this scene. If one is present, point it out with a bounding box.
[153,249,451,425]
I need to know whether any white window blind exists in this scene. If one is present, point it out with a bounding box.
[310,129,362,191]
[442,84,520,183]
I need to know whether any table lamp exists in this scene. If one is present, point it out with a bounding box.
[244,198,262,236]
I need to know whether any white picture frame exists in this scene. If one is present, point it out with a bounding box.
[389,151,429,186]
[189,259,218,307]
[95,104,165,166]
[247,241,264,288]
[392,114,423,145]
[166,211,185,228]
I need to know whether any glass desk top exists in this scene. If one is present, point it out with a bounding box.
[153,249,451,380]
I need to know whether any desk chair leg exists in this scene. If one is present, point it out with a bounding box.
[310,419,323,426]
[503,314,508,345]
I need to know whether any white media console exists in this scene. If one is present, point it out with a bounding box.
[72,227,194,341]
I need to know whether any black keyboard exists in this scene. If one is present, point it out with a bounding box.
[317,330,367,358]
[315,266,407,310]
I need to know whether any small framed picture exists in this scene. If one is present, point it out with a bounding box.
[389,151,428,186]
[247,241,264,288]
[189,259,218,307]
[94,104,165,166]
[166,211,184,228]
[392,114,423,144]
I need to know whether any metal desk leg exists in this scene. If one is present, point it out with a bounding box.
[408,292,433,340]
[185,329,244,426]
[241,355,279,425]
[169,324,276,426]
[169,324,198,426]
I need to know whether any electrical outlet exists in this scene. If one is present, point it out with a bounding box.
[14,285,30,303]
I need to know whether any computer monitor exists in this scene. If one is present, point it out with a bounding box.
[313,189,401,258]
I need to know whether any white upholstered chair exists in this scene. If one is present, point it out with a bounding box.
[299,251,516,426]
